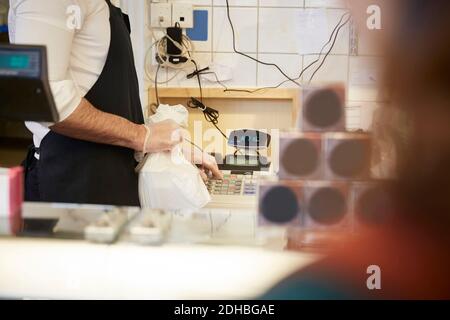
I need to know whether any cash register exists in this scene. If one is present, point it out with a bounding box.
[0,44,59,235]
[206,129,273,209]
[0,44,58,122]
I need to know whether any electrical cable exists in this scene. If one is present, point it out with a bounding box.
[183,12,351,142]
[309,13,351,83]
[147,24,196,108]
[145,22,195,74]
[191,60,203,103]
[148,9,349,94]
[155,32,195,70]
[187,97,229,141]
[188,59,229,141]
[197,10,351,93]
[154,64,161,106]
[148,9,352,149]
[275,11,351,88]
[224,0,300,87]
[144,40,186,85]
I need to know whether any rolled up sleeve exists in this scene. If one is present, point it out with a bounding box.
[10,0,84,122]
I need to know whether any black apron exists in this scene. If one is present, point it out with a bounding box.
[23,0,144,207]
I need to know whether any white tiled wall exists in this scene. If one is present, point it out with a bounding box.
[155,0,384,130]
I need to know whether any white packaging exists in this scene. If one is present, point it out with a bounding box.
[137,104,211,212]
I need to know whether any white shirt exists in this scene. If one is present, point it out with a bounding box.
[8,0,111,148]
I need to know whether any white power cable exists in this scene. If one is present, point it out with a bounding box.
[144,26,197,84]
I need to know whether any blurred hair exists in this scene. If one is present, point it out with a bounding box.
[385,0,450,104]
[382,0,450,235]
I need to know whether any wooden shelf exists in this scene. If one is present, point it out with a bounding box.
[150,87,299,100]
[148,87,301,125]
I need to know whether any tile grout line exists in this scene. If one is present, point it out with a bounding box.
[255,0,260,87]
[211,4,215,65]
[189,1,375,95]
[301,0,305,83]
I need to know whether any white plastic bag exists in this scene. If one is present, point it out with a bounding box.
[138,104,211,212]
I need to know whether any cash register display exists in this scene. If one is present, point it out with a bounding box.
[228,130,271,149]
[0,44,58,122]
[0,49,40,78]
[227,155,259,166]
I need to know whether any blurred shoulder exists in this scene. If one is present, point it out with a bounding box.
[9,0,107,16]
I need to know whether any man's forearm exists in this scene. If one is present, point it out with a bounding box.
[51,98,146,151]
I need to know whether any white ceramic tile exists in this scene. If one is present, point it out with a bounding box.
[258,8,302,54]
[213,0,257,6]
[296,8,350,54]
[257,54,302,88]
[167,52,213,87]
[349,56,381,87]
[171,0,212,5]
[305,0,346,8]
[212,53,257,87]
[348,56,385,102]
[259,0,303,7]
[326,9,350,54]
[346,101,383,131]
[213,7,258,53]
[301,54,348,84]
[348,86,381,102]
[148,0,381,106]
[189,6,212,52]
[193,0,213,5]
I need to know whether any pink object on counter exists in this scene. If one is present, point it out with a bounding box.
[0,167,24,235]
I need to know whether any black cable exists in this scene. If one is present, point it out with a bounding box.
[183,10,351,147]
[225,0,300,87]
[246,11,351,91]
[189,60,229,141]
[187,97,229,140]
[276,11,351,88]
[309,14,351,83]
[187,67,255,93]
[191,60,203,102]
[199,71,259,94]
[231,11,350,92]
[195,10,350,93]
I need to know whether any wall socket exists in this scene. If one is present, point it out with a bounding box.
[150,3,172,28]
[172,3,194,29]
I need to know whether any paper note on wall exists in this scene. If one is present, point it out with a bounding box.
[200,63,233,83]
[296,9,329,54]
[350,61,380,86]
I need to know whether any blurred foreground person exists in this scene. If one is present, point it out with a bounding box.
[263,0,450,299]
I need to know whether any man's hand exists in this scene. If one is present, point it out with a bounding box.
[51,98,182,154]
[183,144,223,180]
[143,120,183,153]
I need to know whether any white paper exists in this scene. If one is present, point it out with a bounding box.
[201,63,234,83]
[350,58,380,86]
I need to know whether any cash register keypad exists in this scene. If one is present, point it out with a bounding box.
[207,173,258,196]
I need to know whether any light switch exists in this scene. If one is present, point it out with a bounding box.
[150,3,172,28]
[172,3,194,29]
